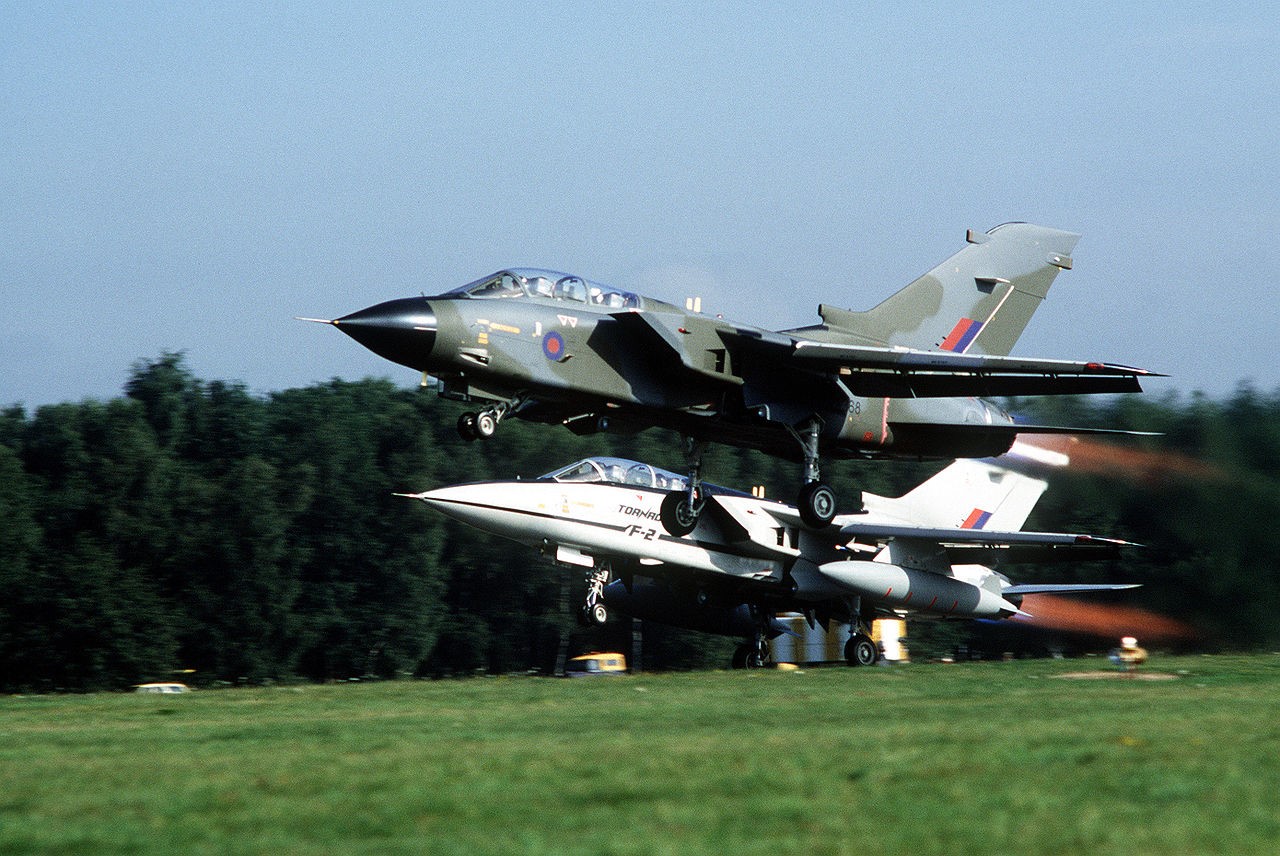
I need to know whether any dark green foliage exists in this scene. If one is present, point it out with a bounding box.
[3,358,1280,689]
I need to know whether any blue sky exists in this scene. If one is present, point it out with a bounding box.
[4,2,1278,408]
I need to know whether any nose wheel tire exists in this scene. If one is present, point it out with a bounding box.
[473,410,498,438]
[457,409,501,441]
[579,602,608,626]
[457,413,478,442]
[798,481,837,528]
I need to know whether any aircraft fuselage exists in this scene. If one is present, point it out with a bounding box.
[332,286,1018,462]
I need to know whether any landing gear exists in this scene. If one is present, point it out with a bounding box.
[659,438,708,536]
[732,639,772,669]
[456,402,512,442]
[844,604,879,666]
[474,409,498,438]
[791,416,838,529]
[659,417,845,534]
[660,489,703,537]
[456,412,477,442]
[797,481,837,529]
[844,634,878,667]
[577,564,611,627]
[579,601,608,626]
[731,606,775,669]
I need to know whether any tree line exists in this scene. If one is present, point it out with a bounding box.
[2,354,1278,690]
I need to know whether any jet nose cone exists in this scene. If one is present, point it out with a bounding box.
[414,486,456,510]
[332,297,437,371]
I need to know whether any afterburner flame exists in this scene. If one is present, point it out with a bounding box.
[1016,435,1221,485]
[1016,594,1198,641]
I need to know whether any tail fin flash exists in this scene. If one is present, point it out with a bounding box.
[805,223,1081,357]
[869,459,1048,531]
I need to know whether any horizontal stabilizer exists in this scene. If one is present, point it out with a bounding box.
[1003,583,1142,595]
[944,543,1133,563]
[1010,424,1162,438]
[886,423,1160,459]
[837,521,1140,550]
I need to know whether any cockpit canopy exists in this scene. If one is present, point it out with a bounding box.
[542,457,688,491]
[447,269,641,309]
[539,457,751,498]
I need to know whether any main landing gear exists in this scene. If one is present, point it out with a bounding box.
[731,607,775,669]
[845,633,878,667]
[659,438,707,537]
[791,417,838,529]
[657,417,842,537]
[844,603,879,667]
[732,638,772,669]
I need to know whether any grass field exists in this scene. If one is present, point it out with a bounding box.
[2,654,1278,855]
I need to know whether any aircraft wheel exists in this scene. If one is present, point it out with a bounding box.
[731,643,751,669]
[845,635,878,667]
[660,490,703,537]
[456,412,478,442]
[798,481,837,528]
[578,603,608,626]
[474,410,498,439]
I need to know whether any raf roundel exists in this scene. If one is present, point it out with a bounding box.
[542,331,566,361]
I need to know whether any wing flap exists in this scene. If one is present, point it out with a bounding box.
[792,340,1158,397]
[718,327,1159,398]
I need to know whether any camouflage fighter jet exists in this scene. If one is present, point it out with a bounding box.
[307,222,1156,533]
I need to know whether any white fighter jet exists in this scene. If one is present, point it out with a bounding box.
[401,454,1138,668]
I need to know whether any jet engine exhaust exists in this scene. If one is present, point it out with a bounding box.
[1013,594,1197,642]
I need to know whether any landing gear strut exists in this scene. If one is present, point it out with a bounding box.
[659,418,845,535]
[843,602,879,667]
[659,438,707,536]
[791,417,838,529]
[577,563,611,627]
[731,607,774,669]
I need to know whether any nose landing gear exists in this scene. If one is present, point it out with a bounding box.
[577,564,611,627]
[456,400,517,442]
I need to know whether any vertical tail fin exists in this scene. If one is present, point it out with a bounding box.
[796,223,1081,357]
[865,459,1048,531]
